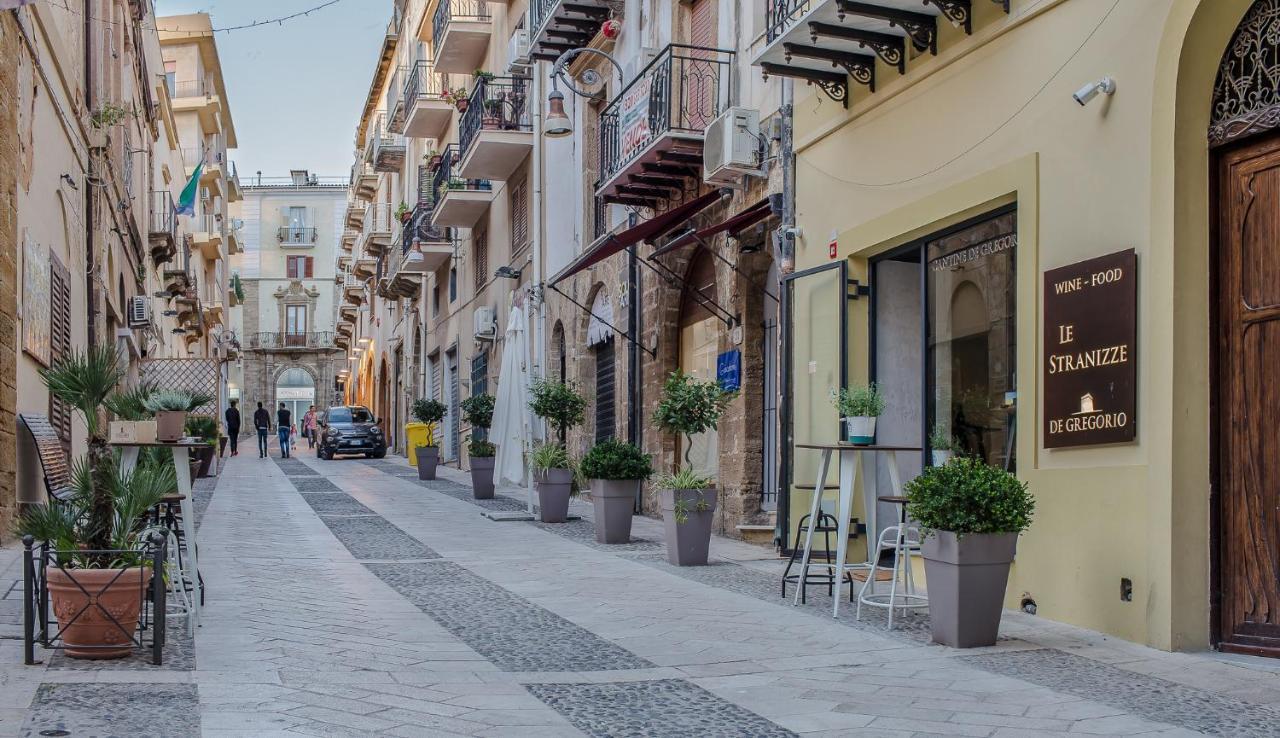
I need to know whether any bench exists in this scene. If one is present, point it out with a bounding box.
[18,414,74,503]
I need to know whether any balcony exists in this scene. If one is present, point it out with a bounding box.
[403,60,452,140]
[341,229,358,253]
[353,256,377,280]
[245,331,339,352]
[362,202,396,257]
[432,0,492,75]
[148,190,177,265]
[352,163,378,201]
[342,276,366,306]
[190,215,224,260]
[753,0,992,106]
[429,145,494,228]
[338,303,358,322]
[170,78,220,129]
[278,226,318,247]
[369,113,407,173]
[345,201,365,230]
[458,76,533,180]
[596,45,735,205]
[226,161,243,202]
[528,0,611,62]
[387,65,409,134]
[226,222,242,254]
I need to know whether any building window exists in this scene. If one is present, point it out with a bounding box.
[432,280,441,317]
[285,305,307,345]
[449,267,457,302]
[287,255,313,279]
[511,177,529,251]
[473,230,488,293]
[164,60,176,97]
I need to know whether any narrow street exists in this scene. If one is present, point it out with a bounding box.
[3,453,1279,737]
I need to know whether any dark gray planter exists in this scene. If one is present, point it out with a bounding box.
[589,479,639,544]
[535,468,573,523]
[416,446,439,480]
[660,488,718,566]
[470,456,495,499]
[921,530,1018,648]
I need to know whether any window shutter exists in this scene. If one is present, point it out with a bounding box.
[594,340,615,443]
[305,256,314,278]
[511,178,528,250]
[49,254,72,447]
[286,256,297,279]
[473,230,488,293]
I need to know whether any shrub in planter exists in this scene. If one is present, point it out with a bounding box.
[905,456,1035,647]
[580,439,652,544]
[929,422,956,466]
[467,437,497,499]
[18,347,174,658]
[143,389,211,443]
[652,370,732,565]
[411,398,447,480]
[530,442,579,523]
[833,383,884,445]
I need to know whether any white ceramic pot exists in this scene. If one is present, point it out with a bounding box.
[845,416,876,445]
[932,450,954,466]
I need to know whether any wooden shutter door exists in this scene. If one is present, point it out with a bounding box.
[305,256,314,278]
[48,254,72,450]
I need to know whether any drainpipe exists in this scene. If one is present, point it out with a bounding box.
[84,0,96,348]
[775,78,795,549]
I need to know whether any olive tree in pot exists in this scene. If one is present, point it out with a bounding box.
[411,399,448,480]
[143,389,212,443]
[652,370,733,566]
[905,456,1035,647]
[16,347,174,658]
[580,439,652,544]
[461,394,496,498]
[527,380,586,523]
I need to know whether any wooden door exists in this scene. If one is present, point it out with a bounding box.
[1217,132,1280,654]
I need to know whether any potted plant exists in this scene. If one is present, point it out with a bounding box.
[425,148,442,168]
[905,456,1035,648]
[929,422,956,466]
[482,98,504,127]
[17,347,173,658]
[834,383,884,445]
[411,398,448,480]
[473,69,496,83]
[396,201,412,224]
[143,389,211,443]
[106,382,157,444]
[461,393,496,499]
[580,438,652,544]
[528,379,587,523]
[443,87,469,112]
[651,369,733,565]
[185,415,219,477]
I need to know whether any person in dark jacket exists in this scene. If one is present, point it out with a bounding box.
[277,403,292,458]
[225,400,241,456]
[253,402,271,458]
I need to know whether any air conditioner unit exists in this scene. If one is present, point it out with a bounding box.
[474,306,497,341]
[127,295,150,328]
[703,107,764,187]
[507,28,531,72]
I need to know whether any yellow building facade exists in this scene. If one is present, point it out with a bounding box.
[772,0,1277,653]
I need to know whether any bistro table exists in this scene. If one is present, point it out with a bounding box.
[793,443,921,618]
[112,440,206,626]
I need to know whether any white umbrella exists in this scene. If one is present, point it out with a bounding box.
[492,304,534,513]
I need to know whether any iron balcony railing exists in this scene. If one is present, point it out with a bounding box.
[597,44,735,189]
[404,60,445,111]
[430,144,492,202]
[459,76,532,159]
[193,214,223,236]
[433,0,490,50]
[170,78,212,98]
[528,0,559,40]
[765,0,810,43]
[370,112,406,171]
[362,202,395,239]
[150,190,176,238]
[387,65,408,132]
[246,331,336,350]
[277,226,318,246]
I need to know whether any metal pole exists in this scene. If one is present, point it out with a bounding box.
[776,78,795,548]
[22,536,35,665]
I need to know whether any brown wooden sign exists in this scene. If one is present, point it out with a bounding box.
[1043,249,1137,448]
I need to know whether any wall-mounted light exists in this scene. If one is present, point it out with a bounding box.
[494,266,522,280]
[1073,76,1115,106]
[544,89,571,138]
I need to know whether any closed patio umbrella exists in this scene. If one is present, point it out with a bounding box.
[491,303,534,513]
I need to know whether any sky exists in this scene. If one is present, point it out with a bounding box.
[155,0,390,180]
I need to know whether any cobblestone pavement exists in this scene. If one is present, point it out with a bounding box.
[2,451,1280,736]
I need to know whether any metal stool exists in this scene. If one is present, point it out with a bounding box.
[782,511,855,603]
[856,496,927,628]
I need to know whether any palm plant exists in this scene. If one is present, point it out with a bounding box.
[143,389,212,413]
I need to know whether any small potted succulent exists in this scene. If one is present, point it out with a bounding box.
[580,438,652,544]
[652,369,733,565]
[143,389,212,443]
[929,422,956,466]
[906,456,1035,648]
[528,380,587,523]
[833,382,884,445]
[411,398,448,480]
[461,393,496,498]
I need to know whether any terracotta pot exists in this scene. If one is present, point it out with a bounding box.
[399,211,413,223]
[922,531,1018,648]
[470,456,495,499]
[155,410,187,442]
[416,446,439,480]
[660,488,718,566]
[535,468,572,523]
[429,155,442,168]
[455,99,469,113]
[46,566,150,659]
[589,479,639,544]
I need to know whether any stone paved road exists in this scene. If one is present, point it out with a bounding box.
[3,451,1280,736]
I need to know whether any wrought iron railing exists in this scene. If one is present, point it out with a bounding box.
[528,0,560,39]
[433,0,490,49]
[246,332,337,350]
[150,190,176,238]
[371,113,405,161]
[404,60,445,111]
[362,202,395,239]
[430,144,492,202]
[597,44,735,189]
[387,65,408,132]
[170,78,211,98]
[592,186,607,240]
[277,226,317,246]
[459,76,532,159]
[765,0,810,43]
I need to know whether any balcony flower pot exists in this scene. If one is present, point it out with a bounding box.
[429,154,442,168]
[921,531,1018,648]
[589,479,639,544]
[455,99,469,113]
[47,566,150,659]
[154,410,187,443]
[416,445,439,480]
[535,468,573,523]
[660,487,718,566]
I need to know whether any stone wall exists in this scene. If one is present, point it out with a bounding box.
[0,15,20,540]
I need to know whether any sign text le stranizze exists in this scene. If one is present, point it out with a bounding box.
[1043,249,1137,449]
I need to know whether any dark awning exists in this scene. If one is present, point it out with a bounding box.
[650,198,773,259]
[548,189,724,286]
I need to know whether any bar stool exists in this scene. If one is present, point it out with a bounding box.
[781,485,855,603]
[856,496,927,629]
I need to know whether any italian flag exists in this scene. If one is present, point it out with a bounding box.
[176,162,203,216]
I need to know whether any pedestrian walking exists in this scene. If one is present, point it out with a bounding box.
[303,405,318,449]
[225,400,241,456]
[277,403,292,458]
[253,401,271,458]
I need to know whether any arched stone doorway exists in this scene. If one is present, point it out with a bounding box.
[678,250,720,480]
[275,367,315,437]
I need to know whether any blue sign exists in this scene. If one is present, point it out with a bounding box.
[717,350,741,393]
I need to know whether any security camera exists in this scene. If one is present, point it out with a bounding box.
[1073,76,1116,106]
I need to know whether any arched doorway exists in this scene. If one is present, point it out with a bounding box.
[378,356,390,442]
[1211,0,1280,654]
[275,367,315,437]
[679,250,720,479]
[587,288,616,443]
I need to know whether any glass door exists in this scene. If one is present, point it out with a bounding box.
[285,305,307,347]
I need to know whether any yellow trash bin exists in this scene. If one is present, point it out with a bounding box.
[404,423,429,466]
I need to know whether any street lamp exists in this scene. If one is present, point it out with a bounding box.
[545,89,571,138]
[543,46,625,140]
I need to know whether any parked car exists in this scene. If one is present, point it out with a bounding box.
[317,405,387,460]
